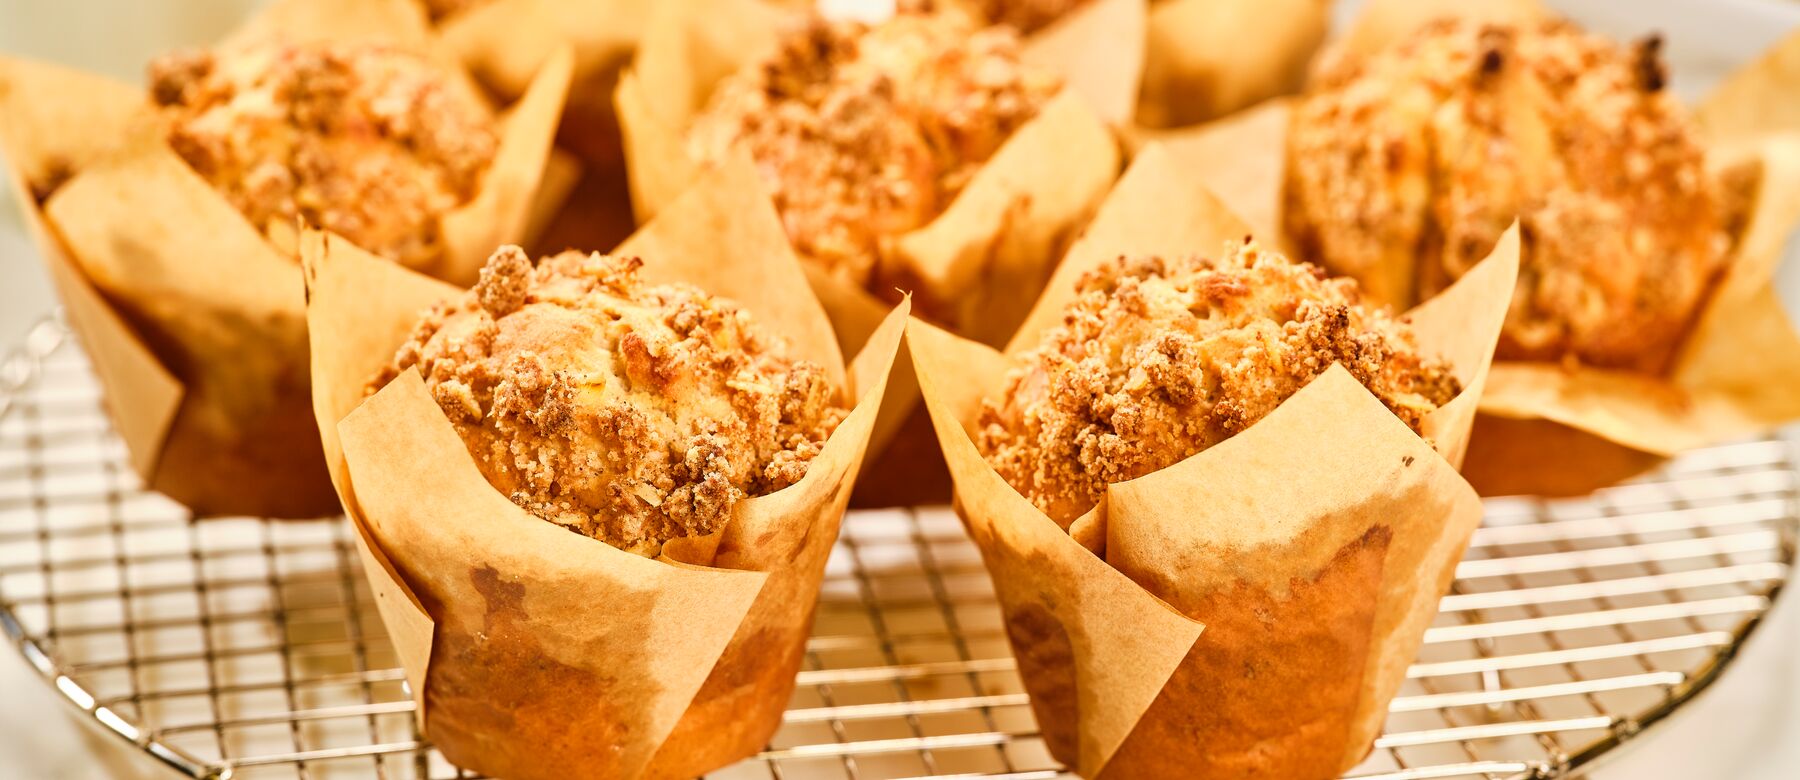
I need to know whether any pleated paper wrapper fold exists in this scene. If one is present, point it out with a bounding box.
[303,155,908,780]
[912,144,1521,779]
[1148,0,1800,496]
[614,0,1140,508]
[0,0,572,517]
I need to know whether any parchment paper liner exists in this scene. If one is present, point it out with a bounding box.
[1149,0,1800,496]
[0,0,571,517]
[615,0,1137,507]
[912,144,1520,778]
[303,155,908,780]
[1133,0,1330,129]
[618,0,1136,351]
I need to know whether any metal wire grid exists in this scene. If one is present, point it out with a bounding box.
[0,317,1793,780]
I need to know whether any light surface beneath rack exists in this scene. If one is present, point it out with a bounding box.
[0,319,1794,780]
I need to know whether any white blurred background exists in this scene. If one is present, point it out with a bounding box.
[0,0,1795,778]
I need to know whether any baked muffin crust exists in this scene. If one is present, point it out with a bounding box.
[686,8,1061,287]
[978,243,1460,524]
[376,247,847,556]
[150,42,497,268]
[1285,19,1728,374]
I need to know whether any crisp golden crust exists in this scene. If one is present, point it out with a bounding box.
[375,247,847,556]
[687,9,1061,288]
[978,244,1460,524]
[150,42,497,268]
[1285,19,1728,374]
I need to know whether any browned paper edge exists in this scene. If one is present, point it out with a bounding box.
[615,151,846,386]
[1130,97,1293,253]
[440,45,576,286]
[889,89,1120,346]
[1104,366,1481,775]
[908,317,1206,777]
[523,146,584,249]
[0,55,184,481]
[1004,141,1251,355]
[435,0,648,102]
[341,370,768,780]
[1410,224,1523,469]
[300,228,462,723]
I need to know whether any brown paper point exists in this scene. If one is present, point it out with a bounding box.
[1021,0,1147,126]
[341,371,768,780]
[438,0,649,102]
[0,56,182,482]
[1006,142,1251,355]
[1147,98,1293,251]
[440,45,576,286]
[301,227,458,723]
[890,90,1119,346]
[1411,223,1522,468]
[617,151,846,385]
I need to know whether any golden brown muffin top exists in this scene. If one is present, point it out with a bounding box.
[150,41,497,269]
[1285,19,1728,374]
[687,8,1061,288]
[375,247,847,556]
[977,243,1460,525]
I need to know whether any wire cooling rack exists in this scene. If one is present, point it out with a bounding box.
[0,317,1794,780]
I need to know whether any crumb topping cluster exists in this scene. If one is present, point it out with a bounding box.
[687,9,1061,287]
[375,247,847,556]
[1285,19,1728,374]
[151,42,497,268]
[977,243,1461,524]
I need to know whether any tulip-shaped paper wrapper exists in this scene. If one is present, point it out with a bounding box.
[0,0,572,517]
[912,144,1521,779]
[1154,0,1800,496]
[617,0,1140,355]
[616,0,1140,507]
[303,155,908,780]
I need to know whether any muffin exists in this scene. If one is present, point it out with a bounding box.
[150,41,498,268]
[685,8,1062,289]
[1285,19,1729,374]
[978,242,1460,524]
[375,246,847,555]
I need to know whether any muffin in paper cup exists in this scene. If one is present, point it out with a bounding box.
[617,0,1140,506]
[0,0,571,517]
[619,0,1139,352]
[303,154,908,780]
[911,144,1520,778]
[422,0,650,252]
[1153,0,1800,496]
